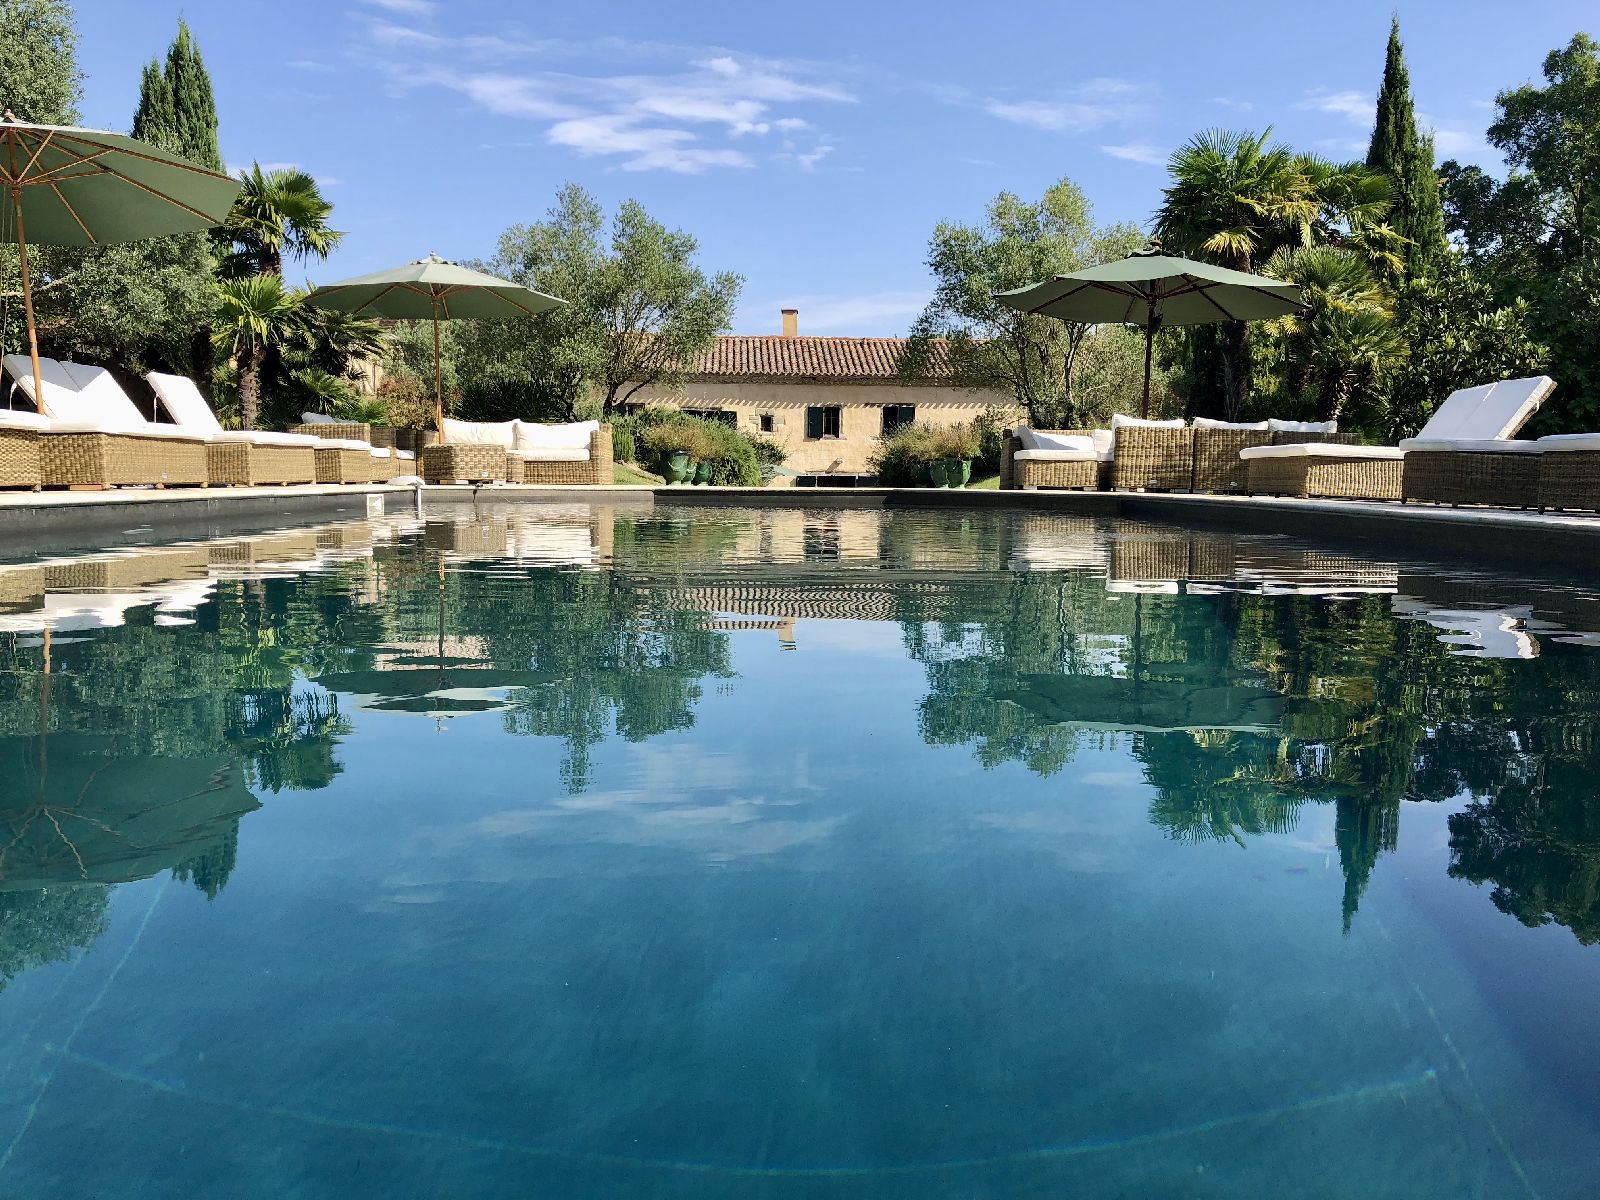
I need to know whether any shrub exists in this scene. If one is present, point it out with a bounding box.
[970,408,1011,474]
[869,423,943,486]
[933,423,980,461]
[629,411,768,485]
[610,423,637,464]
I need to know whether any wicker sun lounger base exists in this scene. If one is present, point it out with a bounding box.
[422,444,506,484]
[1403,450,1539,509]
[1247,454,1402,501]
[204,443,317,486]
[370,452,397,482]
[1014,458,1098,490]
[41,432,209,488]
[314,447,374,484]
[1539,449,1600,512]
[0,427,41,489]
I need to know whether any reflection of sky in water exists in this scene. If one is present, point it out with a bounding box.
[0,506,1596,1198]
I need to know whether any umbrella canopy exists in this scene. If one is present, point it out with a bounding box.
[995,244,1304,417]
[0,113,242,406]
[306,254,564,435]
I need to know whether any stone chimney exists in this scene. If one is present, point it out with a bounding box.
[780,308,798,338]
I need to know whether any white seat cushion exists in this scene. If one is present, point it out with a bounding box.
[510,446,590,462]
[1239,442,1402,460]
[1090,429,1114,461]
[1536,434,1600,452]
[315,438,372,452]
[1399,438,1542,454]
[370,447,394,459]
[1195,417,1270,431]
[0,408,52,431]
[210,430,321,447]
[1013,447,1097,462]
[395,450,416,461]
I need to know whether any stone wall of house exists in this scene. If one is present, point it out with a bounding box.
[626,380,1016,474]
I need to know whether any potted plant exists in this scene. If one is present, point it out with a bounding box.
[935,424,980,488]
[640,423,700,484]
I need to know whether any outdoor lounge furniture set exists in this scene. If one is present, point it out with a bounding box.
[0,354,413,490]
[417,417,612,486]
[1006,413,1353,495]
[1004,375,1599,512]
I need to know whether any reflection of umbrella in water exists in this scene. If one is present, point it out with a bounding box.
[0,734,260,889]
[1003,672,1284,733]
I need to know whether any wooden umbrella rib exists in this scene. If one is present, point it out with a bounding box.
[18,130,58,182]
[51,130,234,182]
[72,158,219,222]
[1183,276,1243,321]
[47,181,97,243]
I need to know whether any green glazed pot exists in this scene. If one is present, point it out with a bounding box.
[912,462,933,488]
[937,457,961,487]
[666,451,692,484]
[958,458,973,486]
[928,458,949,487]
[693,461,714,485]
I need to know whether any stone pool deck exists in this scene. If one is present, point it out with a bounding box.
[2,482,1598,579]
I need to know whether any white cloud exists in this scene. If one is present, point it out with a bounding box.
[1101,142,1166,166]
[1211,96,1255,112]
[1417,114,1490,161]
[1296,88,1374,127]
[352,23,848,173]
[979,78,1151,134]
[357,0,435,15]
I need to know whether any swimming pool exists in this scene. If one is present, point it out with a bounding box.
[0,503,1596,1197]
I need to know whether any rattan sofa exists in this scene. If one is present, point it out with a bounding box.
[1190,420,1271,493]
[420,418,612,485]
[509,427,613,485]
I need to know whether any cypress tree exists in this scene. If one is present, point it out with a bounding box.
[130,57,178,151]
[165,18,222,171]
[1366,17,1448,269]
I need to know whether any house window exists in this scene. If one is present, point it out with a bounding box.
[805,405,842,439]
[881,404,916,435]
[684,408,737,427]
[759,413,775,434]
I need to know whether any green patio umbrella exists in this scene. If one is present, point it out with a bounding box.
[995,242,1304,417]
[304,254,564,435]
[0,112,242,414]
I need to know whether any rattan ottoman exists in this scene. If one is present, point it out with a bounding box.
[205,442,317,486]
[1403,448,1540,509]
[1246,452,1402,500]
[1014,456,1098,490]
[314,446,374,484]
[0,426,41,490]
[423,443,506,483]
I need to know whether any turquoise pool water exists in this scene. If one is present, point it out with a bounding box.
[0,503,1596,1197]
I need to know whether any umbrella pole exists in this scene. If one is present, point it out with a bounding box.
[1141,319,1155,420]
[11,187,44,415]
[432,303,444,438]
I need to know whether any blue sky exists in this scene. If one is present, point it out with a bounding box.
[71,0,1594,335]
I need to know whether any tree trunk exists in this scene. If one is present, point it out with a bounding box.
[1219,320,1250,420]
[240,343,263,430]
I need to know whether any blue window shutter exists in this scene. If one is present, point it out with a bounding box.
[806,407,824,438]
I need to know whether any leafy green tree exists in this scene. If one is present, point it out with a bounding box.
[0,0,80,124]
[0,886,109,992]
[466,183,741,419]
[900,178,1146,427]
[213,275,303,429]
[1444,34,1600,431]
[1366,17,1448,270]
[130,57,176,148]
[164,17,222,171]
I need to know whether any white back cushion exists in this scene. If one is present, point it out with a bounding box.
[1195,417,1270,430]
[1029,430,1095,454]
[4,353,79,417]
[1268,418,1338,434]
[147,372,223,434]
[1420,376,1553,441]
[1112,413,1185,430]
[515,419,598,451]
[1090,429,1114,460]
[442,417,518,447]
[60,363,148,430]
[299,411,336,424]
[1015,428,1040,451]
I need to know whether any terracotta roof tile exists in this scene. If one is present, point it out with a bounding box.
[682,336,951,383]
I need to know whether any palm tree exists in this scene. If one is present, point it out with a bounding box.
[213,275,303,429]
[1266,245,1403,422]
[221,165,343,279]
[1155,130,1395,417]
